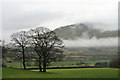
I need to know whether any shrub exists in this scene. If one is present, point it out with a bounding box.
[95,62,108,67]
[109,58,120,68]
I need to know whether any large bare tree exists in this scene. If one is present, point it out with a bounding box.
[11,31,29,69]
[29,27,64,72]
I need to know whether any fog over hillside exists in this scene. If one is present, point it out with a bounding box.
[63,37,118,48]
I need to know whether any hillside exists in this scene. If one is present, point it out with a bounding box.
[54,23,118,40]
[54,23,118,61]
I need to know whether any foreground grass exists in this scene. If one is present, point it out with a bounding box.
[2,67,119,78]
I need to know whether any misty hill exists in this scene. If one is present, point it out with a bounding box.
[54,23,118,40]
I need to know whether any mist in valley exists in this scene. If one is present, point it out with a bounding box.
[63,37,118,48]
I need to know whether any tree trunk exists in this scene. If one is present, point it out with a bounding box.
[43,62,46,72]
[43,57,46,72]
[39,57,42,72]
[22,46,26,69]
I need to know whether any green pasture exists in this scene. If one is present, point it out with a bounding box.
[2,67,118,78]
[5,60,110,68]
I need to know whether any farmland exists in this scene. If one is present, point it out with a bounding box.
[5,60,110,68]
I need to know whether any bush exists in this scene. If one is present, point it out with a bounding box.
[26,62,31,67]
[95,62,108,67]
[2,64,7,67]
[109,58,120,68]
[33,61,39,66]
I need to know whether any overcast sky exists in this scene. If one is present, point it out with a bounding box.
[0,0,119,43]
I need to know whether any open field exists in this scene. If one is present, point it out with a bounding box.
[5,60,110,68]
[2,67,119,78]
[51,60,110,66]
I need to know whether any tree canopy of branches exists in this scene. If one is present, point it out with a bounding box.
[11,31,29,69]
[29,27,64,72]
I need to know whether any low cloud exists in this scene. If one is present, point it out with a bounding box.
[63,37,118,47]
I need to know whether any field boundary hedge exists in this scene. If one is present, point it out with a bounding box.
[25,66,108,70]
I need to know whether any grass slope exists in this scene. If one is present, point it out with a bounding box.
[2,67,118,78]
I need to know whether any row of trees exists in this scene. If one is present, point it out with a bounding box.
[9,27,64,72]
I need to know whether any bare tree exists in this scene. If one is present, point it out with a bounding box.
[28,27,49,72]
[29,27,64,72]
[11,31,29,69]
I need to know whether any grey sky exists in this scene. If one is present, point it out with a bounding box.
[0,0,119,43]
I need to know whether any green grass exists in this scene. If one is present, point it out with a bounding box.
[5,61,22,68]
[50,61,78,66]
[51,60,110,66]
[2,67,119,78]
[6,60,110,68]
[6,61,38,68]
[83,60,111,64]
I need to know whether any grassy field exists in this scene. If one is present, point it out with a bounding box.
[2,67,119,78]
[6,60,110,68]
[51,60,110,66]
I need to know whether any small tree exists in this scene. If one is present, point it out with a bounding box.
[1,40,7,67]
[11,31,29,69]
[2,40,7,59]
[29,27,64,72]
